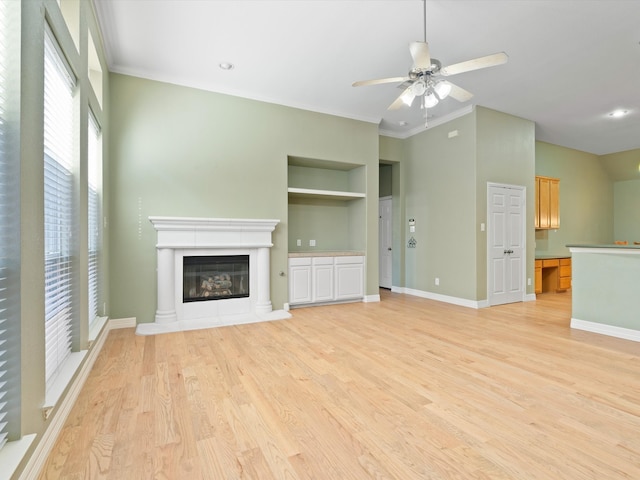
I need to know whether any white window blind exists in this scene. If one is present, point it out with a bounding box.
[0,0,20,452]
[0,0,9,451]
[87,113,100,326]
[44,28,76,388]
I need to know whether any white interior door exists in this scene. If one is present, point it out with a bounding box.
[488,184,525,306]
[378,197,392,289]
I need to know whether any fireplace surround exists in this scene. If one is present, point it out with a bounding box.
[135,216,291,335]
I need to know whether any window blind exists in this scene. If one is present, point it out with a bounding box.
[0,0,9,451]
[44,28,76,387]
[87,113,100,326]
[0,0,20,451]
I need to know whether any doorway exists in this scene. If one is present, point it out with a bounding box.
[379,196,392,289]
[487,183,526,306]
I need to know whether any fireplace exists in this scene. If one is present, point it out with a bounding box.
[183,255,249,302]
[136,217,291,335]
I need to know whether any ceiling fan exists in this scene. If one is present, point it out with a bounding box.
[352,0,508,125]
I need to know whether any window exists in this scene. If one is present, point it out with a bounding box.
[44,28,76,389]
[88,114,101,327]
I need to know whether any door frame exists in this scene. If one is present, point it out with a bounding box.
[486,182,527,306]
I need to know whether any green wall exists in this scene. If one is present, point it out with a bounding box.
[476,107,536,298]
[613,179,640,243]
[109,73,379,323]
[535,141,613,255]
[404,112,478,298]
[396,107,535,302]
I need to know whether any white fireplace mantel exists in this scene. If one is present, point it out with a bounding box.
[136,216,291,336]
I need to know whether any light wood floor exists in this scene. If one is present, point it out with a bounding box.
[39,291,640,479]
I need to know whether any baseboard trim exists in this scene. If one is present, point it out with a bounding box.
[19,320,113,480]
[363,294,380,303]
[397,287,486,309]
[570,318,640,343]
[109,317,137,329]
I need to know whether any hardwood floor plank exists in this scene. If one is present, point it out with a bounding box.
[39,291,640,479]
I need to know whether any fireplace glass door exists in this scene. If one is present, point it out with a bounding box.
[183,255,249,302]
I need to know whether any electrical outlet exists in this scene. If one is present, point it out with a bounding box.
[527,278,532,286]
[435,277,440,286]
[296,239,301,246]
[309,239,316,247]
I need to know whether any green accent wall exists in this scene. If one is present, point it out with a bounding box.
[109,74,379,322]
[572,250,640,332]
[614,179,640,243]
[397,107,535,302]
[535,141,613,255]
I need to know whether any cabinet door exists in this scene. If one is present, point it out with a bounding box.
[313,258,335,303]
[289,261,312,305]
[335,257,364,300]
[538,177,550,229]
[535,178,540,229]
[549,178,560,228]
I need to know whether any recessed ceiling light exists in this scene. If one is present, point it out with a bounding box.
[399,121,409,126]
[608,109,629,118]
[219,62,234,71]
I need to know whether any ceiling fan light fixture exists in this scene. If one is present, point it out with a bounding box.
[411,80,427,96]
[401,89,416,106]
[424,90,439,108]
[434,81,452,99]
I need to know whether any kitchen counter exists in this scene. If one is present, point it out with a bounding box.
[535,254,571,260]
[288,251,364,258]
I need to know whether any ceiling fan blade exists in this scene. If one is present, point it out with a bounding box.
[441,52,508,76]
[447,82,474,102]
[388,86,413,110]
[410,41,431,70]
[352,76,408,87]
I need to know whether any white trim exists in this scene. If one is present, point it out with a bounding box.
[109,317,137,329]
[397,287,487,309]
[88,315,108,342]
[20,322,112,480]
[525,293,537,302]
[568,246,640,255]
[570,318,640,343]
[44,352,86,408]
[379,105,475,139]
[363,294,380,303]
[0,435,36,480]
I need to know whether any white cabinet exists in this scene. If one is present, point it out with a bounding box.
[335,256,365,300]
[312,257,335,303]
[288,257,312,305]
[288,255,364,306]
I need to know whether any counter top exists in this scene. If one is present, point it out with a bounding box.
[535,254,571,260]
[567,244,640,249]
[288,251,364,258]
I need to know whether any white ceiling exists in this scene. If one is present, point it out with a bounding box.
[94,0,640,156]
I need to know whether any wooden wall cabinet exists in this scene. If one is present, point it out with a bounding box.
[535,176,560,229]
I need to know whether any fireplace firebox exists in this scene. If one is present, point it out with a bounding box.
[183,255,249,302]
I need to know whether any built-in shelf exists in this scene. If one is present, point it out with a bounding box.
[287,187,365,201]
